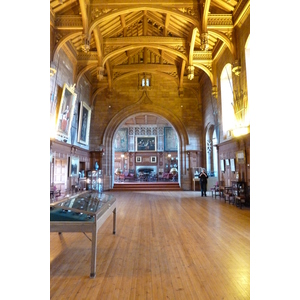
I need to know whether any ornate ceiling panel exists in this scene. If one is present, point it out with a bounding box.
[50,0,250,94]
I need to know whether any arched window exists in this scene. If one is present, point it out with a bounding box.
[245,35,250,126]
[220,63,235,137]
[212,129,218,177]
[205,125,218,177]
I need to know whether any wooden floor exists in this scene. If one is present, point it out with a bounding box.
[50,191,250,299]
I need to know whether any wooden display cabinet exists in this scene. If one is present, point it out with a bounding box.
[87,170,103,193]
[231,181,246,198]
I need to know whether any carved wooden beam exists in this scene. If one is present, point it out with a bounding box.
[104,36,186,46]
[76,63,98,88]
[102,44,187,66]
[209,29,235,55]
[106,60,113,90]
[179,60,186,96]
[188,27,198,80]
[52,31,82,62]
[113,64,177,72]
[164,13,170,36]
[199,0,211,51]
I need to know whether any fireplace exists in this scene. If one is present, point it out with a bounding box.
[136,166,157,175]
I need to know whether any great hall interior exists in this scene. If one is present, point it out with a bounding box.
[49,0,251,298]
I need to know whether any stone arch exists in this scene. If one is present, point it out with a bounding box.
[204,122,219,177]
[100,104,190,189]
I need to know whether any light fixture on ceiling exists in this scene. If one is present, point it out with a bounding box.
[200,32,209,51]
[97,67,105,81]
[188,65,194,80]
[81,36,90,52]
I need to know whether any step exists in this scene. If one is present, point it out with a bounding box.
[112,182,181,191]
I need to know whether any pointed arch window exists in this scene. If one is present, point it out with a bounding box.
[139,73,152,90]
[245,35,250,126]
[220,63,235,137]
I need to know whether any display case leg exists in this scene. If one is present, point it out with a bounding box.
[113,207,116,234]
[90,228,97,278]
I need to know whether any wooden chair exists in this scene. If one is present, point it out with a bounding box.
[223,187,234,204]
[236,185,250,209]
[235,195,245,208]
[211,181,220,198]
[158,170,164,181]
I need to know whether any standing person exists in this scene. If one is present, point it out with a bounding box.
[199,168,208,197]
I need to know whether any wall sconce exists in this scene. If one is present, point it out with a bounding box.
[99,144,105,155]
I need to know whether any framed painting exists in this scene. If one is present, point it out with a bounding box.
[69,156,79,177]
[77,101,91,145]
[236,150,245,164]
[164,127,178,151]
[220,159,225,172]
[151,156,157,163]
[136,136,156,151]
[56,83,77,140]
[114,128,128,152]
[230,158,236,172]
[136,156,142,163]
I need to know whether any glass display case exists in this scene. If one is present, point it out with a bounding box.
[87,169,102,193]
[50,191,116,278]
[78,177,87,190]
[50,191,114,221]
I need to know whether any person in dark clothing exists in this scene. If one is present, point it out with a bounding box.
[199,168,208,197]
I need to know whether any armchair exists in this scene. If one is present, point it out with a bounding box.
[124,169,135,181]
[162,173,170,181]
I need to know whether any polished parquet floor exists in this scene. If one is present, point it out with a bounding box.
[50,191,250,299]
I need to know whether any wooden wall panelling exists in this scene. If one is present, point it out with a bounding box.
[216,133,250,187]
[50,139,90,194]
